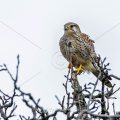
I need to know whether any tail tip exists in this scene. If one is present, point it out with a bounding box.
[105,81,112,88]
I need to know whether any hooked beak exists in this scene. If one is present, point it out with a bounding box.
[64,26,69,31]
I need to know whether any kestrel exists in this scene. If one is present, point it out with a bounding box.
[59,22,112,87]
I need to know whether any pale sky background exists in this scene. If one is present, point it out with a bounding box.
[0,0,120,119]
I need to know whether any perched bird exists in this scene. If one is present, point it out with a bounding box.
[59,22,112,87]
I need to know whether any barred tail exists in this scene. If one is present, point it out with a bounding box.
[92,69,112,88]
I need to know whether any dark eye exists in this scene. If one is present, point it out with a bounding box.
[70,25,74,28]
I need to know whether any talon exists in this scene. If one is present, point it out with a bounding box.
[76,64,84,74]
[68,63,73,69]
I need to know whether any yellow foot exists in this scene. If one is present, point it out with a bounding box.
[76,64,84,74]
[68,63,73,69]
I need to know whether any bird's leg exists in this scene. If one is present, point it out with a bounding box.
[76,64,84,74]
[68,63,73,69]
[68,55,73,70]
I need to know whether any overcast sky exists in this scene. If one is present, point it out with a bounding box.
[0,0,120,119]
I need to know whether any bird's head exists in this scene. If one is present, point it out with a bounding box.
[64,22,81,35]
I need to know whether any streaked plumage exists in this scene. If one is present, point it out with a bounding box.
[59,22,112,87]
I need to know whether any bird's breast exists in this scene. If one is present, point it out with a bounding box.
[59,35,92,70]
